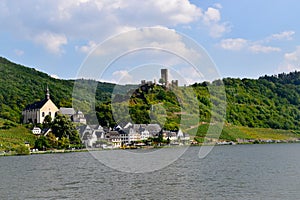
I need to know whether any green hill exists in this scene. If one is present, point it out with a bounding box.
[97,74,300,132]
[0,57,116,123]
[0,56,299,133]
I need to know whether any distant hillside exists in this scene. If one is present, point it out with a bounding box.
[0,57,115,122]
[0,57,299,131]
[224,74,300,130]
[97,72,300,131]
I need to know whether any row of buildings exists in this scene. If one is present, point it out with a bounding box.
[78,122,190,148]
[23,86,190,149]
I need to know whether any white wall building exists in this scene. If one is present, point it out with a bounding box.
[22,87,59,124]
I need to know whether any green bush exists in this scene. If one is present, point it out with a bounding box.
[15,145,30,155]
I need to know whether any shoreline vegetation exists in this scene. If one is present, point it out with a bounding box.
[1,140,300,157]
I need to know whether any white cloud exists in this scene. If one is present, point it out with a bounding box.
[249,44,281,53]
[220,38,248,50]
[34,32,67,54]
[278,46,300,73]
[202,6,229,38]
[213,3,222,9]
[208,23,229,38]
[75,41,97,54]
[0,0,202,37]
[0,0,229,55]
[153,0,202,24]
[112,70,133,84]
[175,66,204,85]
[268,31,295,41]
[88,27,202,62]
[284,46,300,62]
[220,30,296,54]
[203,7,220,23]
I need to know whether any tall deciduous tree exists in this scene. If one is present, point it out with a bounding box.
[43,115,52,129]
[51,114,81,145]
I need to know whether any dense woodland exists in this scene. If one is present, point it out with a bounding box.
[0,57,299,132]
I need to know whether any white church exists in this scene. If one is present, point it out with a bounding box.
[22,86,86,125]
[22,86,59,124]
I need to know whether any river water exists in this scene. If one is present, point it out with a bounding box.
[1,143,300,200]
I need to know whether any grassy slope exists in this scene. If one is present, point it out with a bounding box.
[0,118,36,151]
[189,123,299,143]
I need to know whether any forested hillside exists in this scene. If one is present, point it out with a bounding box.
[224,75,300,129]
[97,73,300,131]
[0,57,114,122]
[0,57,299,131]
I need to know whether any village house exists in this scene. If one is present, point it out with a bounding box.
[106,131,121,148]
[163,129,190,144]
[128,131,141,143]
[22,86,59,124]
[140,129,150,140]
[59,107,87,124]
[72,111,87,124]
[82,130,97,148]
[78,125,105,147]
[119,130,129,145]
[123,123,161,140]
[32,127,42,135]
[163,131,178,141]
[177,129,191,144]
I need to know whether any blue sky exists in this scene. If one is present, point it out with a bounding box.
[1,0,300,84]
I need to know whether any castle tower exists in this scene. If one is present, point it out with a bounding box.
[161,69,168,87]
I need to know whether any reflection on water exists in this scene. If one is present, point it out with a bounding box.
[1,144,300,199]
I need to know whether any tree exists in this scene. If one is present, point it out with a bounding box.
[47,132,58,148]
[43,115,52,129]
[58,136,70,149]
[51,114,81,145]
[15,145,30,155]
[34,136,50,150]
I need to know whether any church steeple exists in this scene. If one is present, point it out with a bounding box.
[45,85,50,100]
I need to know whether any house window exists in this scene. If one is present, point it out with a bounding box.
[42,112,45,117]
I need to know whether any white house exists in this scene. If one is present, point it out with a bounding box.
[106,131,121,148]
[140,129,150,140]
[60,108,87,125]
[177,129,190,144]
[128,128,141,143]
[78,125,105,147]
[32,127,41,135]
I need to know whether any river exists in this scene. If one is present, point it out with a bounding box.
[1,143,300,199]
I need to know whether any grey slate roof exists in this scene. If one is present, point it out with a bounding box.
[24,99,48,110]
[59,107,76,115]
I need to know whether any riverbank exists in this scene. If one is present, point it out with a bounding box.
[0,148,88,156]
[2,139,300,157]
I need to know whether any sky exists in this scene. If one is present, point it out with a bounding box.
[1,0,300,84]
